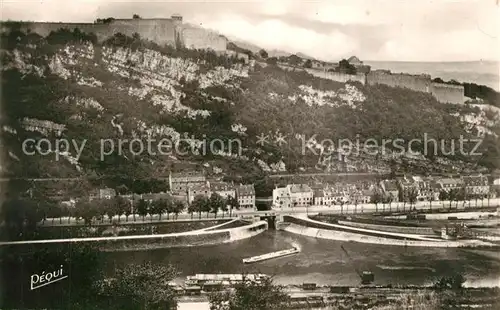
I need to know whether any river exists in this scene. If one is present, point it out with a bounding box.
[104,230,500,288]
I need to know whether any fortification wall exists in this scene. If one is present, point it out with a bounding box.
[431,82,464,104]
[181,27,227,51]
[367,71,432,93]
[10,19,230,50]
[305,68,366,85]
[16,20,178,46]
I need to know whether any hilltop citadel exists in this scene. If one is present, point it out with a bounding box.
[3,15,465,104]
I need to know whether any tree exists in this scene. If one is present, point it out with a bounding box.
[227,195,239,217]
[408,188,418,211]
[1,198,42,239]
[173,200,185,219]
[116,184,129,195]
[74,200,98,226]
[434,273,465,291]
[258,49,268,59]
[114,196,129,222]
[132,14,141,19]
[287,54,302,66]
[439,190,448,208]
[187,202,196,219]
[371,191,383,213]
[338,59,356,74]
[94,199,107,223]
[303,59,312,68]
[99,261,178,310]
[209,193,225,218]
[151,197,172,221]
[136,199,149,221]
[387,194,394,212]
[191,195,209,219]
[209,276,290,310]
[266,57,277,65]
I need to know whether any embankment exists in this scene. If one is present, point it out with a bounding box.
[281,216,496,248]
[0,221,268,251]
[336,220,436,235]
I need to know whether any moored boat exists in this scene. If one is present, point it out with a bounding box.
[243,246,300,264]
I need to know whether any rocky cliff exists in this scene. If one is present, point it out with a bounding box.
[1,28,499,196]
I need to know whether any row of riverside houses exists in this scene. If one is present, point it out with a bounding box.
[168,171,256,209]
[272,174,498,209]
[86,171,256,210]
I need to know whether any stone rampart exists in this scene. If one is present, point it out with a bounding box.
[305,68,366,84]
[182,27,227,51]
[367,70,432,92]
[431,82,465,104]
[3,18,227,51]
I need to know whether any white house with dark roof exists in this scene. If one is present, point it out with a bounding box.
[435,178,464,193]
[211,182,236,199]
[288,184,313,207]
[236,184,255,209]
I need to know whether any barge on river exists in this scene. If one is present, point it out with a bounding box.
[243,246,300,264]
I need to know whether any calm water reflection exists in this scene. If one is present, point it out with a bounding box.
[104,230,500,287]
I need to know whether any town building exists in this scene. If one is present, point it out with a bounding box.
[169,171,206,194]
[236,184,256,209]
[289,184,314,207]
[141,192,172,202]
[461,175,489,198]
[272,186,292,209]
[380,180,399,202]
[187,182,211,204]
[313,184,350,206]
[411,176,438,201]
[435,178,465,193]
[211,182,236,199]
[90,188,116,200]
[351,189,374,204]
[396,176,419,202]
[274,184,313,209]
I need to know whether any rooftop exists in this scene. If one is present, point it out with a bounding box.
[211,182,235,191]
[289,184,312,193]
[237,184,255,196]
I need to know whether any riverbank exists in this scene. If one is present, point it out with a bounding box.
[280,215,498,248]
[0,220,268,251]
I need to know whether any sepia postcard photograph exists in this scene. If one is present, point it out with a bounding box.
[0,0,499,309]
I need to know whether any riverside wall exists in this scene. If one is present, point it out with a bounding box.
[336,220,435,235]
[281,216,496,248]
[0,221,268,251]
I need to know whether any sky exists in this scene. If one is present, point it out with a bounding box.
[1,0,499,62]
